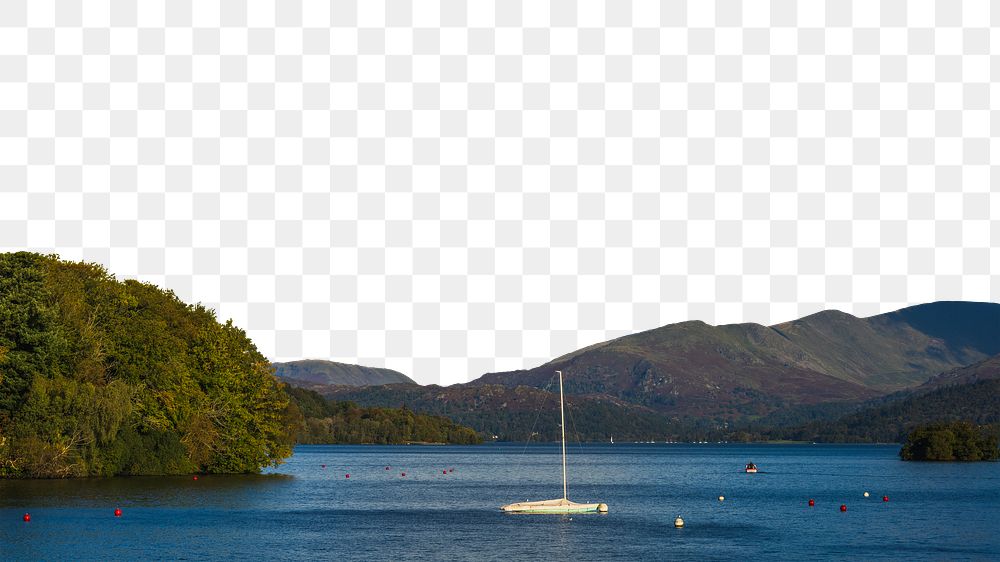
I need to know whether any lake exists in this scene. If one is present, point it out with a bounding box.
[2,444,998,560]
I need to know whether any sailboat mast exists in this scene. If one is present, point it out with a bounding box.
[558,370,567,500]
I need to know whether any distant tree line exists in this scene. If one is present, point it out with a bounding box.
[286,387,481,445]
[748,379,1000,443]
[900,421,999,461]
[319,385,739,443]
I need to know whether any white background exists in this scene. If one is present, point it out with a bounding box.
[1,0,997,384]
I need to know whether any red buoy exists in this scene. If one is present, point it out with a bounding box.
[401,472,406,477]
[22,513,30,522]
[322,464,326,469]
[345,474,350,479]
[193,475,199,480]
[385,466,390,470]
[449,468,454,473]
[114,508,122,517]
[882,495,889,502]
[442,470,447,474]
[808,499,815,507]
[840,504,847,512]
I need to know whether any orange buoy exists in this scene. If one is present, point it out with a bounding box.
[808,499,815,507]
[22,513,30,522]
[882,495,889,502]
[840,504,847,512]
[114,508,122,517]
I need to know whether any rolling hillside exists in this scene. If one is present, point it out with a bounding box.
[766,377,1000,443]
[474,302,1000,413]
[280,302,1000,440]
[273,360,415,387]
[917,353,1000,389]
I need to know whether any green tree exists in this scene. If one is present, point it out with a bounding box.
[901,421,999,461]
[0,252,298,478]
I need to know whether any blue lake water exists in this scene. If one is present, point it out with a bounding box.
[2,443,998,560]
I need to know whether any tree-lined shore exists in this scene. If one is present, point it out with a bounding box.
[0,253,479,479]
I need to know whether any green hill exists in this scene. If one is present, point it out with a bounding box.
[470,302,1000,420]
[918,353,1000,389]
[320,302,998,436]
[312,355,1000,444]
[763,377,1000,443]
[273,359,414,386]
[0,252,296,478]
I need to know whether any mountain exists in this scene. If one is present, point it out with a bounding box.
[273,360,415,387]
[771,302,1000,389]
[281,301,1000,441]
[918,353,1000,389]
[767,378,1000,443]
[474,302,1000,415]
[474,320,879,418]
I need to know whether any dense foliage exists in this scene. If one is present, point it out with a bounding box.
[899,421,999,461]
[286,387,481,444]
[753,379,1000,443]
[0,252,296,478]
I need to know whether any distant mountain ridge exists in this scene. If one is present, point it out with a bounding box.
[273,360,415,387]
[473,301,1000,415]
[280,301,1000,440]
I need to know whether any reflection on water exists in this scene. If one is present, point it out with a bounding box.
[1,444,998,560]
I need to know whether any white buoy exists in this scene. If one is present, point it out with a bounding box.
[718,495,725,501]
[864,491,870,498]
[674,516,684,528]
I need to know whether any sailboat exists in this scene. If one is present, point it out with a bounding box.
[501,370,609,514]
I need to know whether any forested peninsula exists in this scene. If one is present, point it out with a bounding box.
[0,252,297,477]
[0,253,482,479]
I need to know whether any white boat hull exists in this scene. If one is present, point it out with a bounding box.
[501,498,608,514]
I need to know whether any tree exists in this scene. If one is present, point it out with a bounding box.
[0,252,298,477]
[285,386,482,445]
[900,421,999,461]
